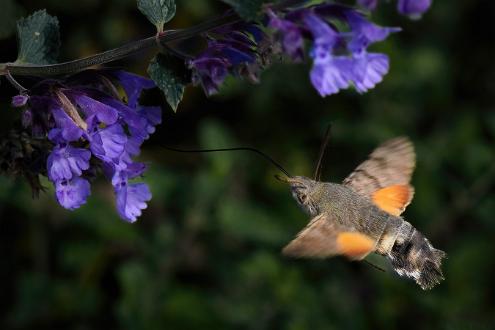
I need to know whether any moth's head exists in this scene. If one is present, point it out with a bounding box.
[276,175,319,216]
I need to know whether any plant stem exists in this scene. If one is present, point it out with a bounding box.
[5,71,27,93]
[4,13,240,77]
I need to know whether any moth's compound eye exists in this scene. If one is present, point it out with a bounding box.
[297,193,307,204]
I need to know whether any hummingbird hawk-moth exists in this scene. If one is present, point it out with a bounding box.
[278,137,446,290]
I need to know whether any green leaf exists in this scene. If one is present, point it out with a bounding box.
[221,0,264,21]
[137,0,176,32]
[15,10,60,65]
[147,53,190,112]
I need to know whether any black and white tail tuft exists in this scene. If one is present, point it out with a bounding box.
[388,229,446,290]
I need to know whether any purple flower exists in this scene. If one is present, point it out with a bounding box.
[190,57,229,96]
[397,0,432,18]
[12,94,29,107]
[268,10,305,61]
[115,182,152,223]
[266,4,399,96]
[47,144,91,181]
[55,177,91,210]
[304,13,352,96]
[20,69,159,222]
[189,23,265,96]
[108,161,151,222]
[89,123,127,162]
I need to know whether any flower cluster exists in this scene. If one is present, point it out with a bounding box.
[12,70,161,222]
[268,4,400,97]
[188,23,267,96]
[174,1,432,99]
[358,0,432,19]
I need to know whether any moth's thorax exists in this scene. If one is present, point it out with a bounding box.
[311,182,394,232]
[310,182,363,211]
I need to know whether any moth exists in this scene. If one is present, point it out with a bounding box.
[277,137,446,290]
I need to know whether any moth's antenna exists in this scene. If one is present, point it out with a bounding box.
[314,123,332,181]
[160,145,292,178]
[364,260,386,273]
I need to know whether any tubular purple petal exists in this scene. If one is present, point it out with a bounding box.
[268,10,305,61]
[344,10,401,53]
[111,71,155,108]
[72,94,119,125]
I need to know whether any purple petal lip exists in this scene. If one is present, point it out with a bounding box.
[47,145,91,181]
[310,55,352,97]
[89,124,127,162]
[115,182,152,223]
[350,52,389,93]
[55,177,91,210]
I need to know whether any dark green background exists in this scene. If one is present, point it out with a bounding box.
[1,0,494,329]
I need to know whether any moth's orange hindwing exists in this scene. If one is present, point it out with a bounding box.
[372,184,414,216]
[336,232,375,260]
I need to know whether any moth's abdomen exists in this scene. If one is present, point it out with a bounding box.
[384,221,446,290]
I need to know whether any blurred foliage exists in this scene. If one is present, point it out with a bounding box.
[1,0,495,329]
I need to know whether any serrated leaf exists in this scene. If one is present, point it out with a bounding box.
[147,53,190,112]
[221,0,264,21]
[137,0,176,32]
[15,10,60,65]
